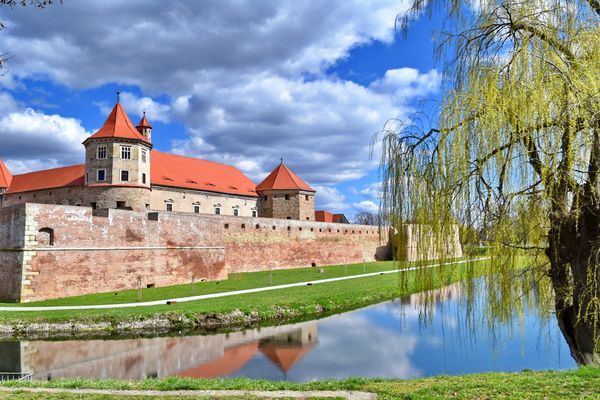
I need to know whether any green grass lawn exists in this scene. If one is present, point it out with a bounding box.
[1,368,599,399]
[0,258,486,327]
[0,260,410,307]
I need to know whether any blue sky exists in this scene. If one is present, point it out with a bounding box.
[0,1,443,219]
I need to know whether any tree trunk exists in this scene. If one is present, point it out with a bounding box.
[547,215,600,365]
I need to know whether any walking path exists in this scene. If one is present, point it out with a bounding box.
[0,258,488,312]
[0,386,377,399]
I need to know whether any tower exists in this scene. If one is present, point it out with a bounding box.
[82,100,152,210]
[256,161,315,221]
[136,112,152,142]
[0,159,12,208]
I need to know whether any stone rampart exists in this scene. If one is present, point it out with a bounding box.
[0,203,462,302]
[0,203,227,302]
[222,215,388,273]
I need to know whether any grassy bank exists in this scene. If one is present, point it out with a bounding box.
[0,259,487,336]
[1,368,598,399]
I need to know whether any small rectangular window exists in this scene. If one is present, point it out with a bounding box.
[141,149,147,163]
[252,210,257,218]
[305,195,309,201]
[194,205,200,213]
[97,146,107,159]
[166,203,173,212]
[233,208,239,216]
[215,207,221,215]
[285,194,290,200]
[121,146,131,160]
[97,169,106,182]
[121,170,129,181]
[142,173,146,184]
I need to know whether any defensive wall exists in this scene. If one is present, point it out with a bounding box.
[0,203,391,302]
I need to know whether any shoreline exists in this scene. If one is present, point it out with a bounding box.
[0,258,488,339]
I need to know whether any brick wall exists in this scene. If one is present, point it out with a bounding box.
[222,215,388,273]
[0,204,227,302]
[1,203,466,302]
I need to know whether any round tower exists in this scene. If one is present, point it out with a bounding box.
[82,99,152,210]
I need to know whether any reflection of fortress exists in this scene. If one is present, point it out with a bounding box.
[400,281,463,308]
[0,321,317,380]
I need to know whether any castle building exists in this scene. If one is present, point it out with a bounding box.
[0,100,315,220]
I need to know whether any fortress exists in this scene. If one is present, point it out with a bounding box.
[0,100,462,303]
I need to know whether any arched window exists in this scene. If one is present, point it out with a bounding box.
[38,228,54,246]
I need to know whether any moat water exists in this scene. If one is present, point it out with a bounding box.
[0,276,576,381]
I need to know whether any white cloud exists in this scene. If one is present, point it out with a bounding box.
[0,1,443,196]
[353,200,379,214]
[0,1,410,93]
[370,68,441,100]
[0,92,91,173]
[313,185,348,212]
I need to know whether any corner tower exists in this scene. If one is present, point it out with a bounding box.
[0,159,12,208]
[256,161,315,221]
[83,100,152,210]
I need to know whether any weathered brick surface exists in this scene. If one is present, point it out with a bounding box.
[0,204,27,301]
[222,215,387,273]
[0,204,393,301]
[3,204,227,302]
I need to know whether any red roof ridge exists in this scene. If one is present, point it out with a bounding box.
[152,150,247,172]
[85,102,150,144]
[11,163,85,178]
[0,159,13,189]
[6,164,85,194]
[256,162,314,192]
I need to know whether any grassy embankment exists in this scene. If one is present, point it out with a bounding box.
[1,368,599,399]
[0,258,486,333]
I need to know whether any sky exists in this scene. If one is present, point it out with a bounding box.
[0,0,444,220]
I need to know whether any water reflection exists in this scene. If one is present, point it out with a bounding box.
[0,277,576,381]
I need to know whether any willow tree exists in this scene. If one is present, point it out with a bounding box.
[381,0,600,364]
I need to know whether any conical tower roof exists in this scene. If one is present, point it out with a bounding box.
[136,112,152,129]
[0,159,12,189]
[256,162,314,192]
[84,102,150,144]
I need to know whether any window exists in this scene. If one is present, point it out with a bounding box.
[141,149,147,163]
[215,207,221,215]
[121,146,131,160]
[263,196,268,201]
[97,146,107,159]
[90,202,97,209]
[233,208,239,216]
[166,203,173,211]
[305,195,309,201]
[121,170,129,181]
[252,210,257,218]
[97,169,106,182]
[194,205,200,213]
[116,201,127,209]
[285,194,290,200]
[142,173,147,184]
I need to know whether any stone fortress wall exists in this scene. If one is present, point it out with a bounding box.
[0,203,394,302]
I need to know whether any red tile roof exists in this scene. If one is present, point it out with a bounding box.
[256,162,314,192]
[5,151,258,197]
[151,151,258,197]
[136,113,152,129]
[176,342,258,378]
[85,102,150,144]
[259,343,315,373]
[6,164,85,194]
[0,159,12,189]
[315,210,334,223]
